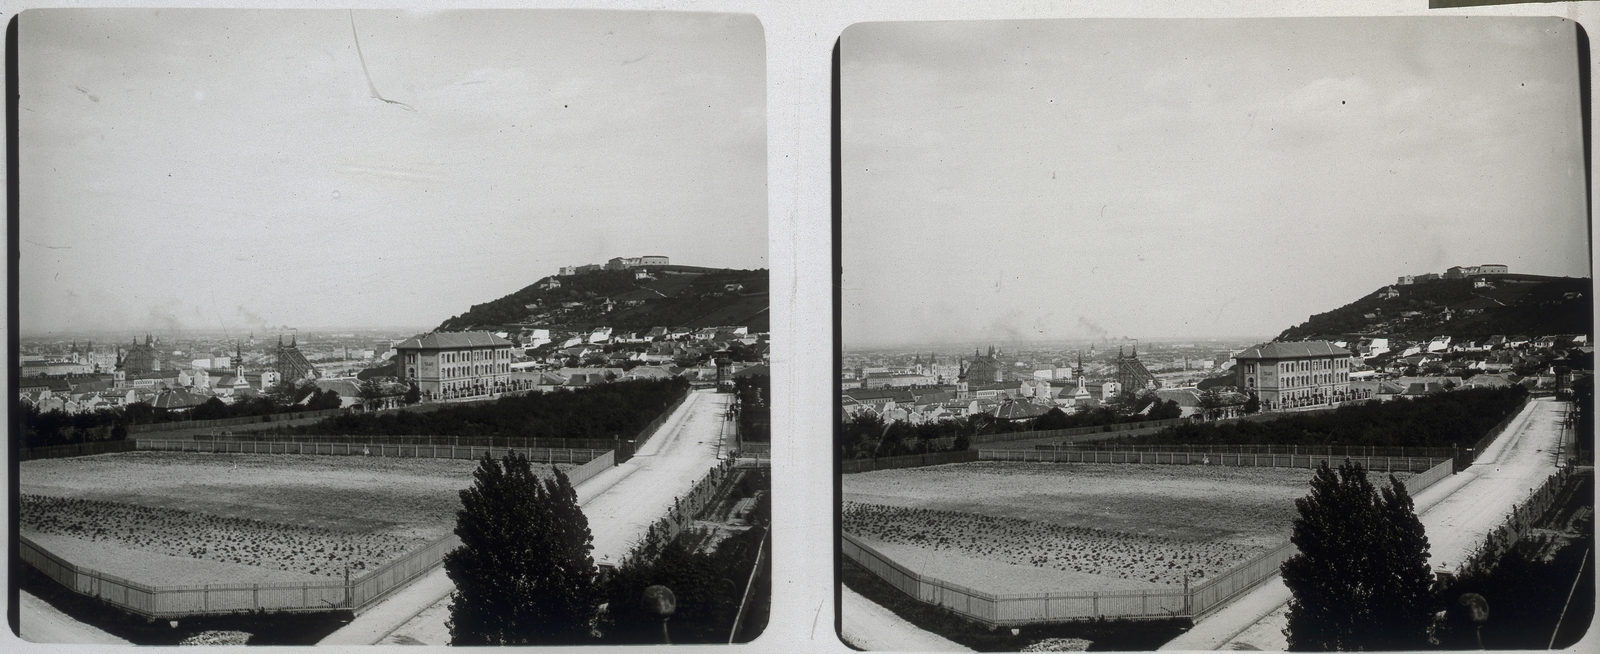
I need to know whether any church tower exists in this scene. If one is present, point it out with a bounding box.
[113,348,126,389]
[955,359,970,400]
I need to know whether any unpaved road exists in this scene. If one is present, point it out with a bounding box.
[840,586,972,652]
[1164,397,1570,650]
[16,590,130,645]
[359,389,732,645]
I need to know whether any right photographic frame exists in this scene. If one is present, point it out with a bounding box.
[837,17,1593,652]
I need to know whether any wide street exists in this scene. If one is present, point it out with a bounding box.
[1165,396,1572,650]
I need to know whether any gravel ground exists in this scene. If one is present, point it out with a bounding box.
[845,461,1334,546]
[25,532,325,586]
[22,452,571,539]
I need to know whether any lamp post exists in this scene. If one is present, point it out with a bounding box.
[1459,592,1489,649]
[644,585,677,645]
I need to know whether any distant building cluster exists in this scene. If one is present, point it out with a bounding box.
[558,255,670,276]
[840,344,1160,425]
[17,332,392,415]
[383,324,769,403]
[1397,263,1509,285]
[1228,331,1590,414]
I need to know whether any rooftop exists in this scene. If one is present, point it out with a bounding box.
[1234,341,1353,360]
[395,332,514,350]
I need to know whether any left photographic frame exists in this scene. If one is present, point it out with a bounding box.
[13,8,770,646]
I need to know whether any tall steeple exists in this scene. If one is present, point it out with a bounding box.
[956,358,970,400]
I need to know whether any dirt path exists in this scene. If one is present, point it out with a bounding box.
[840,586,972,652]
[1163,397,1569,650]
[336,389,731,646]
[16,590,130,645]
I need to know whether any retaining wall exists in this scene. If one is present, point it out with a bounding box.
[1459,396,1536,470]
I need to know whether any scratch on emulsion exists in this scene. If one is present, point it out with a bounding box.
[349,10,417,113]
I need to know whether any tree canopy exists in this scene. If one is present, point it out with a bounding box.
[1281,460,1435,651]
[288,378,688,440]
[444,453,601,645]
[1117,386,1528,449]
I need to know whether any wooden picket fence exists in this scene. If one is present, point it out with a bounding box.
[1454,468,1573,578]
[980,448,1450,473]
[135,438,609,465]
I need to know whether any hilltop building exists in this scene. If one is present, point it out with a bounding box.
[1399,264,1509,284]
[606,255,670,270]
[394,331,515,397]
[1233,341,1355,412]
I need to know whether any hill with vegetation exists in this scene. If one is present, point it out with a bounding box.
[437,267,769,333]
[1278,274,1590,342]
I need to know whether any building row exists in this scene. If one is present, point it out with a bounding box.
[1397,263,1509,285]
[557,255,670,276]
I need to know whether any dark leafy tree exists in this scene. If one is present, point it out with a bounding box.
[1281,460,1434,651]
[1032,407,1074,430]
[190,397,231,420]
[358,379,388,411]
[404,382,422,405]
[1118,386,1527,449]
[444,453,601,645]
[1244,392,1261,415]
[1149,398,1183,420]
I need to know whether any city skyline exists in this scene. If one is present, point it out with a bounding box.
[842,17,1589,349]
[19,9,767,337]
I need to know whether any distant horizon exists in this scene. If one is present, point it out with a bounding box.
[18,326,437,341]
[841,269,1595,350]
[19,9,767,335]
[842,18,1589,348]
[842,335,1274,352]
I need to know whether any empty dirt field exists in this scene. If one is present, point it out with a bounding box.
[20,452,572,585]
[844,461,1410,594]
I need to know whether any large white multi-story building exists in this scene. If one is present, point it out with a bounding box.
[1234,341,1357,411]
[394,332,516,397]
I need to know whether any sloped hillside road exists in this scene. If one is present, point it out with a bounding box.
[16,590,132,645]
[840,586,973,652]
[1163,397,1570,651]
[320,389,731,646]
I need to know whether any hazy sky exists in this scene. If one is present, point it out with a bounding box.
[19,9,766,336]
[842,17,1589,348]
